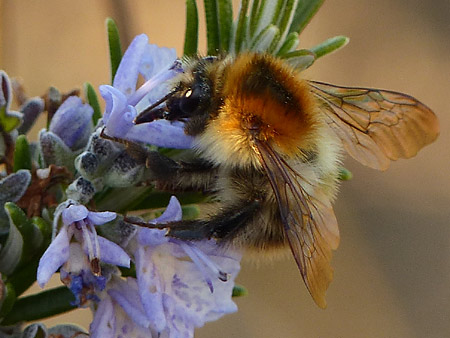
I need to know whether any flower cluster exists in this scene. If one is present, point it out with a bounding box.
[32,36,242,337]
[0,31,242,338]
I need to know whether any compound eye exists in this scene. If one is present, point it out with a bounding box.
[179,86,202,114]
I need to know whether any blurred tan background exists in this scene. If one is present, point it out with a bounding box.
[1,0,449,337]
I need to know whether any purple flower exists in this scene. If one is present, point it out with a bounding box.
[37,204,130,305]
[90,277,160,338]
[90,197,241,338]
[100,34,194,149]
[49,96,93,150]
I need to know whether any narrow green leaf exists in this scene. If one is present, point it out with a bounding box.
[1,286,76,325]
[181,204,201,220]
[274,0,298,52]
[0,282,16,317]
[4,202,43,262]
[13,135,32,172]
[276,31,299,55]
[310,35,349,58]
[249,0,278,41]
[270,0,287,27]
[234,0,250,53]
[338,167,353,181]
[218,0,233,52]
[0,212,23,275]
[232,284,248,297]
[32,216,52,242]
[204,0,220,55]
[7,258,39,296]
[249,0,261,38]
[289,0,324,34]
[0,106,21,134]
[281,49,316,71]
[84,82,102,126]
[184,0,199,56]
[105,18,122,84]
[250,25,280,53]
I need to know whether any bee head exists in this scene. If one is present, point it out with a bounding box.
[134,57,218,134]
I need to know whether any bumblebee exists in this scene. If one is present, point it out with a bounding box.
[115,52,439,308]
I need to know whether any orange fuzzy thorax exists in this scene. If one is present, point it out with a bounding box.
[219,53,320,157]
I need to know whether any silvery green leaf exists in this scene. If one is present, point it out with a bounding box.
[289,0,324,34]
[310,35,349,58]
[0,170,31,228]
[4,202,43,261]
[39,130,77,172]
[21,323,47,338]
[250,24,280,53]
[276,31,299,55]
[249,0,279,40]
[232,0,250,53]
[282,49,316,71]
[0,215,23,275]
[273,0,299,53]
[47,324,88,338]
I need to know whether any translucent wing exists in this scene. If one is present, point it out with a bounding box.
[255,140,339,308]
[309,81,439,170]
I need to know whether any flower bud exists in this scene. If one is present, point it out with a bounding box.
[49,96,93,150]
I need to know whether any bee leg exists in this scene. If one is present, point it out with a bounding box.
[156,200,260,241]
[100,128,216,191]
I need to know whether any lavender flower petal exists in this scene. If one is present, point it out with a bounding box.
[108,277,152,329]
[87,210,117,225]
[129,63,180,107]
[167,255,238,326]
[99,85,136,138]
[138,196,181,247]
[90,296,116,338]
[139,44,177,81]
[113,34,149,97]
[96,235,130,268]
[62,204,89,225]
[49,96,93,150]
[99,85,127,125]
[37,226,70,287]
[152,195,183,223]
[135,246,166,331]
[124,120,194,149]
